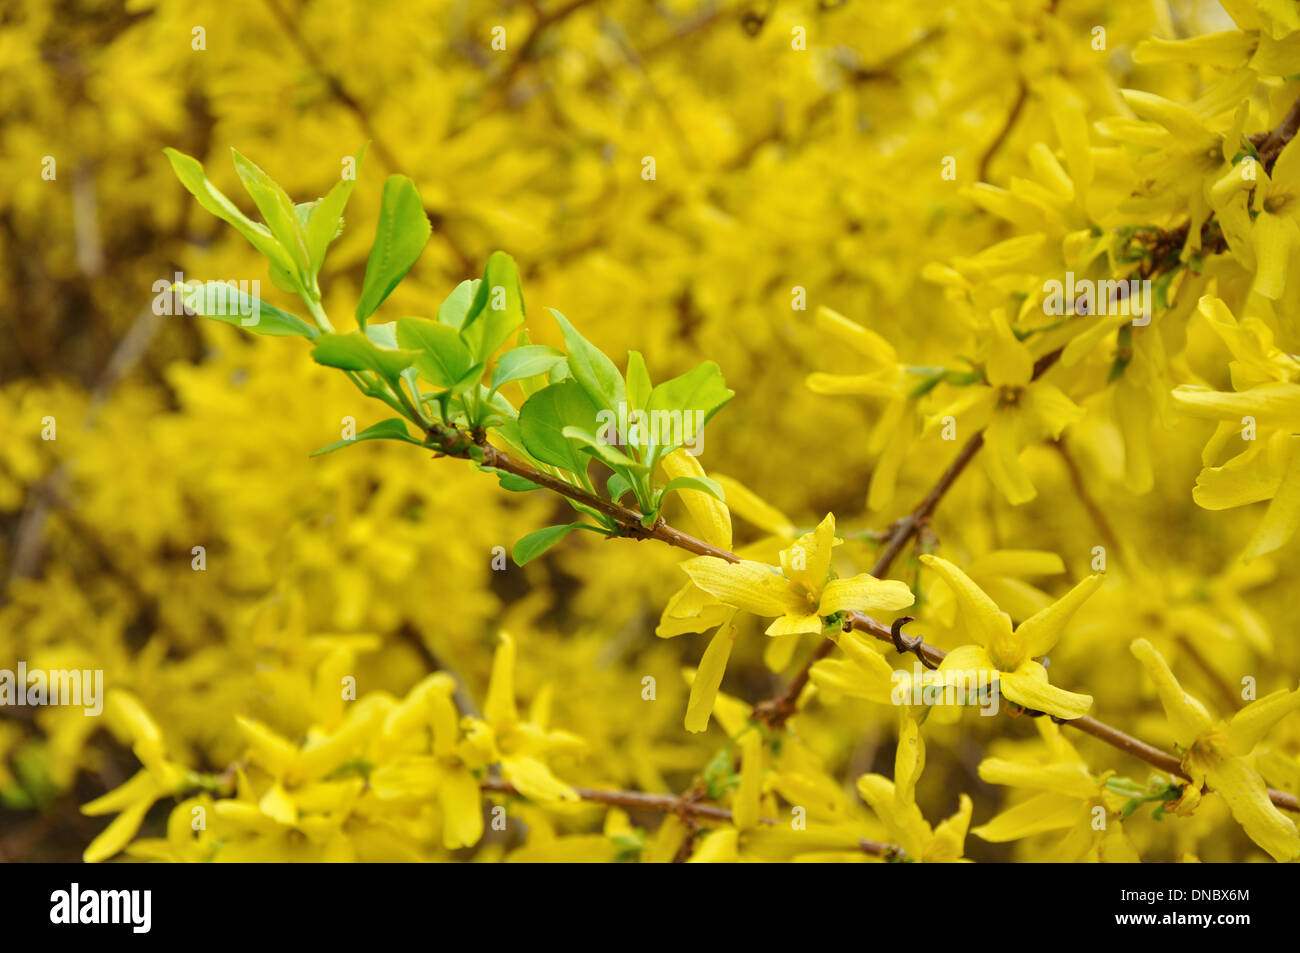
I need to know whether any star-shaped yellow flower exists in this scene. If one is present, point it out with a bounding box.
[680,513,915,636]
[924,554,1102,720]
[1130,637,1300,861]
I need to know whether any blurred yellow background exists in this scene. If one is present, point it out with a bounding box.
[2,0,1295,862]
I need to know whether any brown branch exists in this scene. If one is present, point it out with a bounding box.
[978,79,1028,183]
[1256,94,1300,168]
[419,407,1300,814]
[478,776,898,858]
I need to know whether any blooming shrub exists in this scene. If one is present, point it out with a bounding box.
[3,0,1300,864]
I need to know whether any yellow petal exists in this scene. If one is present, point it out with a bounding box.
[1023,381,1083,438]
[687,827,739,863]
[894,709,926,807]
[928,794,973,861]
[81,769,164,817]
[501,755,578,804]
[1252,211,1298,299]
[810,658,888,703]
[1172,382,1300,428]
[484,632,518,728]
[440,768,485,849]
[919,555,1011,647]
[258,782,297,825]
[1243,436,1300,559]
[986,315,1034,388]
[967,549,1065,577]
[83,797,156,864]
[681,557,804,617]
[710,474,796,537]
[819,574,915,615]
[1226,686,1300,755]
[983,412,1037,504]
[1016,574,1104,657]
[732,730,764,830]
[977,758,1098,799]
[815,306,897,366]
[659,449,732,550]
[235,715,300,778]
[780,513,838,595]
[656,581,735,637]
[1000,662,1093,720]
[1205,757,1300,861]
[971,792,1082,842]
[1130,638,1215,746]
[764,612,824,636]
[1191,442,1280,510]
[936,643,997,677]
[806,372,899,398]
[684,619,738,733]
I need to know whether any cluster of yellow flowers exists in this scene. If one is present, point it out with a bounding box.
[3,0,1300,863]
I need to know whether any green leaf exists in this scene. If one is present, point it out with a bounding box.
[483,468,542,492]
[176,281,319,339]
[625,350,652,410]
[396,316,473,388]
[311,332,418,382]
[355,175,431,326]
[438,279,479,328]
[518,379,602,474]
[647,361,733,428]
[491,345,565,390]
[461,251,526,362]
[551,308,625,414]
[511,523,602,565]
[231,148,311,278]
[164,147,297,276]
[561,425,641,470]
[305,143,367,276]
[311,418,425,456]
[606,472,633,503]
[660,474,725,502]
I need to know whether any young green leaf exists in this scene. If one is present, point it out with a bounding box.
[647,361,733,428]
[231,148,311,277]
[490,345,565,391]
[511,523,604,565]
[396,316,473,389]
[461,252,526,362]
[481,468,542,492]
[550,308,625,414]
[304,143,367,276]
[625,350,652,410]
[163,148,297,276]
[448,362,486,397]
[561,426,642,471]
[310,418,425,456]
[438,279,479,328]
[355,175,431,326]
[606,471,634,503]
[311,332,419,382]
[659,474,726,503]
[176,281,319,339]
[518,379,602,474]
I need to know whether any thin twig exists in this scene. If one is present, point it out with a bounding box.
[478,776,897,857]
